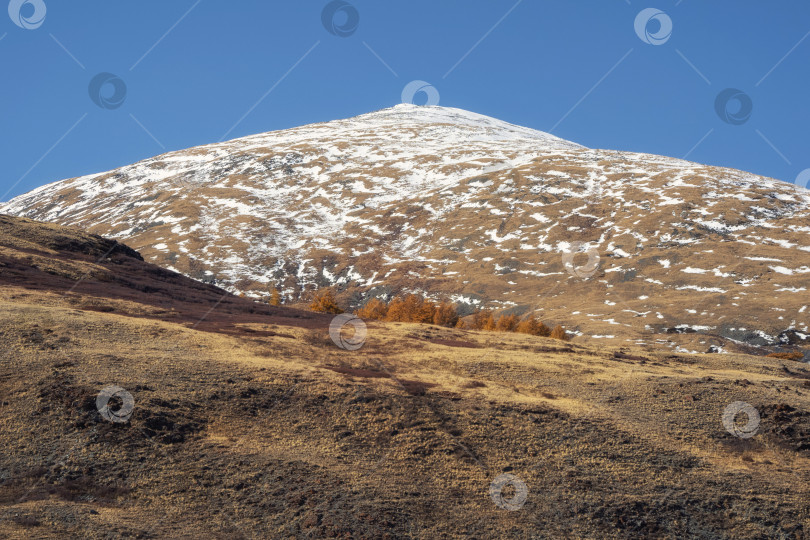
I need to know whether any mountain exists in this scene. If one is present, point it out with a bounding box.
[2,215,809,538]
[3,104,810,357]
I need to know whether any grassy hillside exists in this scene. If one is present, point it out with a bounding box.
[0,215,809,538]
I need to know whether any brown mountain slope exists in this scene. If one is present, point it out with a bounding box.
[1,218,809,538]
[3,106,809,357]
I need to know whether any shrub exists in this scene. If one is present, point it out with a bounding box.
[550,325,568,341]
[360,294,461,327]
[433,301,459,327]
[472,310,496,331]
[766,351,805,361]
[384,297,407,322]
[405,294,435,324]
[516,315,551,337]
[309,290,343,314]
[347,293,563,340]
[416,298,438,324]
[385,294,438,324]
[357,298,388,320]
[495,314,519,332]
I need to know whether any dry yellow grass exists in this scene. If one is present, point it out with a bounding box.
[0,215,809,538]
[1,297,809,538]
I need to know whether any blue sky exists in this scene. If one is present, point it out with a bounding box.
[2,1,809,201]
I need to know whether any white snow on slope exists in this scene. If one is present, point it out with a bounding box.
[2,104,810,309]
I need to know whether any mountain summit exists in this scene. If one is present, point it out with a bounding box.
[3,105,810,355]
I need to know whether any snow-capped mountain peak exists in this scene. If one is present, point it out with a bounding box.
[2,105,809,354]
[339,104,583,146]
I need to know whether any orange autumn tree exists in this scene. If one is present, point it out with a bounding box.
[350,295,568,339]
[550,325,569,341]
[357,295,459,328]
[766,351,804,361]
[495,314,519,332]
[385,294,435,323]
[471,310,496,331]
[433,301,459,327]
[396,295,421,322]
[412,295,437,324]
[356,298,388,320]
[309,289,343,314]
[384,296,407,321]
[465,309,564,339]
[516,314,551,337]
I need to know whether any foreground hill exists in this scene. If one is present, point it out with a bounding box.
[1,216,809,538]
[0,214,328,335]
[3,105,810,357]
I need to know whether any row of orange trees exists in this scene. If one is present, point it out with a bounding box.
[357,295,460,327]
[308,290,568,340]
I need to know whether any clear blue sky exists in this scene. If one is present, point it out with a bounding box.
[2,1,809,201]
